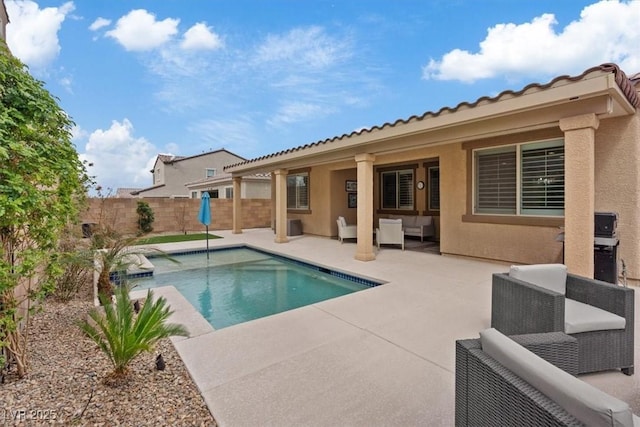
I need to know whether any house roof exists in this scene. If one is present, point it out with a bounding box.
[130,184,165,195]
[115,187,142,198]
[156,148,245,166]
[225,63,639,174]
[185,172,271,188]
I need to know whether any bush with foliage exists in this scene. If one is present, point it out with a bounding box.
[0,42,90,377]
[136,201,154,234]
[52,229,93,302]
[78,283,188,379]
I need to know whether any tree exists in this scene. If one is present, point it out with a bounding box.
[136,200,154,234]
[0,42,90,377]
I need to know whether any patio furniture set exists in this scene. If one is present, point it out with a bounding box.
[456,263,636,426]
[336,215,435,249]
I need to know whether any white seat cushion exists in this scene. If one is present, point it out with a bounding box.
[565,298,626,334]
[510,264,567,295]
[338,216,347,227]
[379,218,402,225]
[480,328,633,427]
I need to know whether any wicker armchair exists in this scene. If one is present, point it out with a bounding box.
[491,267,634,375]
[455,331,637,427]
[456,338,583,426]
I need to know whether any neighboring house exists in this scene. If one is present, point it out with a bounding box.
[185,173,271,199]
[132,149,246,198]
[225,63,640,283]
[115,187,142,198]
[1,0,9,43]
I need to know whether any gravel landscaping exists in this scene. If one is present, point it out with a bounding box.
[1,283,216,426]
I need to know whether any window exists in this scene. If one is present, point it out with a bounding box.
[474,139,564,216]
[381,169,414,210]
[190,191,198,199]
[428,167,440,211]
[287,172,309,210]
[211,189,219,199]
[206,168,216,178]
[225,187,233,199]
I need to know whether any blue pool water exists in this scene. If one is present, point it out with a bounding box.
[135,247,378,329]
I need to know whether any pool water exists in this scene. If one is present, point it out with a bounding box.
[135,248,373,329]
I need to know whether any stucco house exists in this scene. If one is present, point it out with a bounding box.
[185,173,271,200]
[131,149,246,198]
[225,64,640,284]
[1,0,9,42]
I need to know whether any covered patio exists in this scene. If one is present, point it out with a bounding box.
[134,229,640,425]
[225,64,640,284]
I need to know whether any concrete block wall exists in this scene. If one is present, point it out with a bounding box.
[82,198,271,235]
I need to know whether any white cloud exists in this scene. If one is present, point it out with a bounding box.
[255,26,352,69]
[79,119,157,190]
[59,76,73,93]
[424,0,640,83]
[89,17,111,31]
[181,22,223,51]
[188,118,260,157]
[5,1,74,70]
[106,9,179,51]
[268,101,333,128]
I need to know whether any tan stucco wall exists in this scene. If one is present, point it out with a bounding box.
[439,138,563,265]
[83,198,271,235]
[242,181,271,199]
[595,113,640,281]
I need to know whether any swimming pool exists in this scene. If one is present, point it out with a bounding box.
[135,247,381,329]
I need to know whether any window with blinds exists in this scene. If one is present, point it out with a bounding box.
[521,142,564,215]
[428,166,440,211]
[475,147,517,214]
[381,169,414,210]
[474,139,564,216]
[287,173,309,210]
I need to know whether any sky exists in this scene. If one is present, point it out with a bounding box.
[4,0,640,192]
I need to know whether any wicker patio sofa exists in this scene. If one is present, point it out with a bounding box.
[456,328,638,427]
[491,264,634,375]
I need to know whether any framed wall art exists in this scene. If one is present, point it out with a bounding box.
[345,180,357,192]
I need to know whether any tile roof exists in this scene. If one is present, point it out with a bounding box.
[224,63,639,171]
[157,148,245,165]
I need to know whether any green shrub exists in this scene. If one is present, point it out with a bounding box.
[78,284,188,379]
[53,233,93,302]
[136,201,154,235]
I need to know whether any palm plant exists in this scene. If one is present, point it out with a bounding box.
[78,283,188,378]
[94,233,140,301]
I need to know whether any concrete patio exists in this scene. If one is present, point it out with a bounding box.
[131,228,640,426]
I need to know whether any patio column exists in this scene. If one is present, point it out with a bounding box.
[560,113,599,278]
[274,169,289,243]
[232,176,242,234]
[355,153,376,261]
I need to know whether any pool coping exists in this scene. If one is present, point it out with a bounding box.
[108,229,640,425]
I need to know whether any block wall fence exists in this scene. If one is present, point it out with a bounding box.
[81,198,272,235]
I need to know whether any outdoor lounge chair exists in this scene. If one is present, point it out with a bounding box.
[456,328,639,426]
[375,218,404,250]
[491,264,634,375]
[336,216,357,243]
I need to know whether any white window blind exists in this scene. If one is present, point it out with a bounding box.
[521,142,564,215]
[474,139,564,216]
[287,173,309,210]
